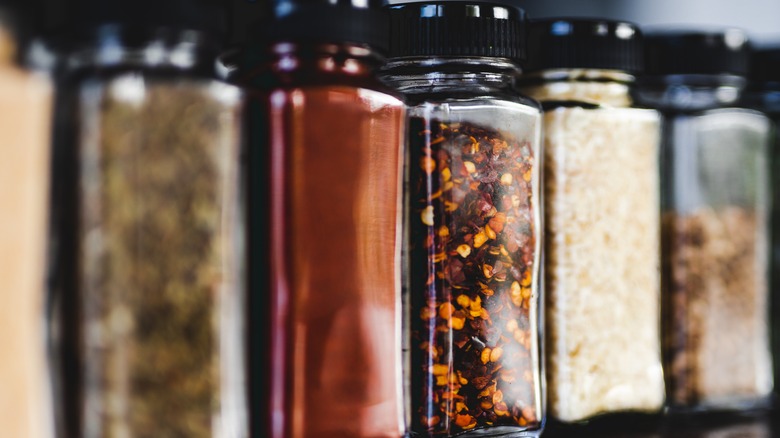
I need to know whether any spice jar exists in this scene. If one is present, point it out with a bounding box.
[0,2,54,438]
[637,29,773,412]
[382,3,544,435]
[50,0,247,436]
[519,18,664,423]
[239,0,405,437]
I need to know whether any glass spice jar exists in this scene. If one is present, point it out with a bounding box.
[239,0,405,437]
[49,0,247,436]
[519,18,664,423]
[382,3,544,436]
[0,3,55,438]
[637,29,773,412]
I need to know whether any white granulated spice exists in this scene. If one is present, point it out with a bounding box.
[524,75,632,107]
[539,102,664,422]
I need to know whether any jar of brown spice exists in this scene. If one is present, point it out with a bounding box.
[382,3,544,436]
[638,29,773,413]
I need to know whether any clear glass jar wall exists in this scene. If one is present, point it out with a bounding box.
[384,58,544,437]
[639,74,773,410]
[51,29,246,437]
[522,69,664,422]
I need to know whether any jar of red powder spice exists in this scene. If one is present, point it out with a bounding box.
[239,0,406,437]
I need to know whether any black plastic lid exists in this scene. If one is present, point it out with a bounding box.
[526,18,643,74]
[257,0,389,53]
[388,2,526,61]
[644,29,750,77]
[69,0,227,39]
[750,47,780,86]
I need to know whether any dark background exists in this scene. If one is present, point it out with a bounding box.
[31,0,780,48]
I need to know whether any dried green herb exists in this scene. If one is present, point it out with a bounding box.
[408,117,540,435]
[78,78,242,437]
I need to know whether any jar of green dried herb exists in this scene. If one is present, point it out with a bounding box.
[50,0,246,436]
[638,29,773,413]
[381,3,544,436]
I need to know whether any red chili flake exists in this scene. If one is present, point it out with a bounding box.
[408,117,540,435]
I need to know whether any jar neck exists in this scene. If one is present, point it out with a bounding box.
[519,69,635,107]
[237,41,384,88]
[635,74,747,112]
[380,57,521,96]
[65,25,220,76]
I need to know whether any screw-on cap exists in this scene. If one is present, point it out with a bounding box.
[70,0,227,39]
[388,2,526,61]
[256,0,389,53]
[526,18,643,74]
[644,29,751,77]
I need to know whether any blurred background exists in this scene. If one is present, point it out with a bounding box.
[30,0,780,48]
[225,0,780,47]
[514,0,780,45]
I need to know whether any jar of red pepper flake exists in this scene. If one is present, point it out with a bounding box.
[382,3,543,436]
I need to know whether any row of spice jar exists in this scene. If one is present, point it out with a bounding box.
[1,0,779,436]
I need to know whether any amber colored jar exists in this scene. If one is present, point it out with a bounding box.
[239,1,406,437]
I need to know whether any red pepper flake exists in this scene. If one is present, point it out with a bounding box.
[408,117,540,434]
